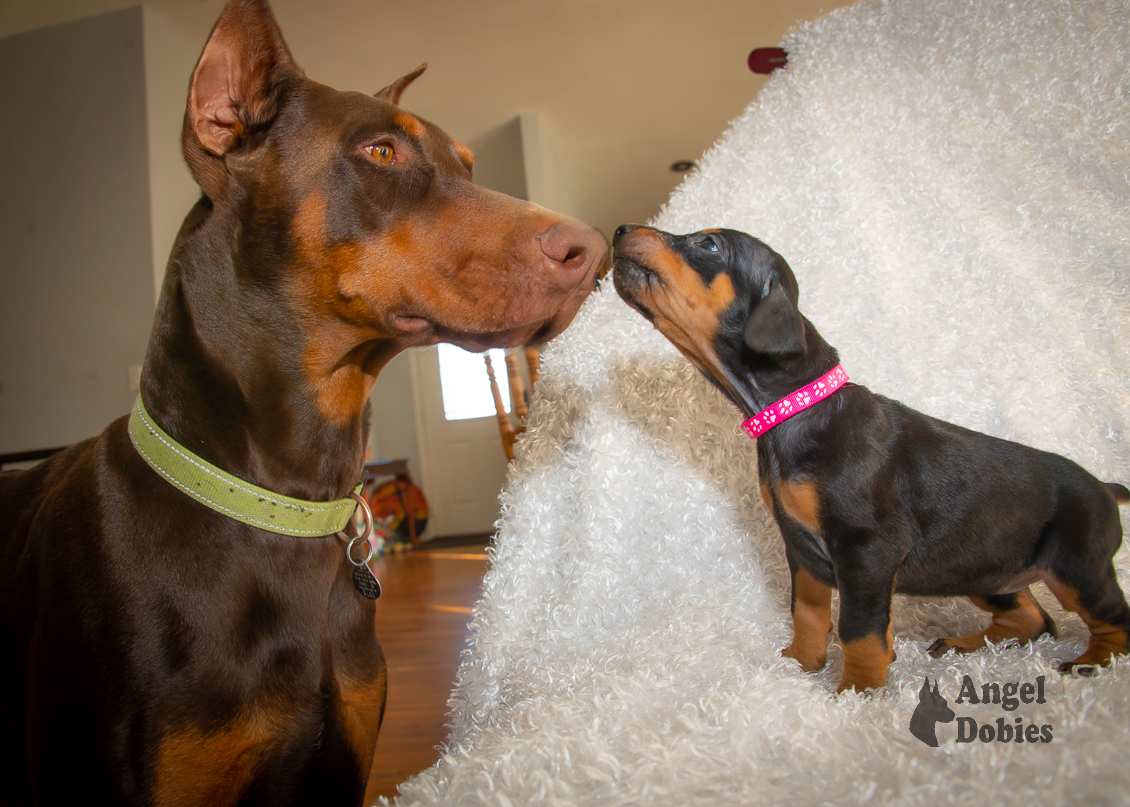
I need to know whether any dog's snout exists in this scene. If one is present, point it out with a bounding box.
[613,224,642,246]
[538,218,608,279]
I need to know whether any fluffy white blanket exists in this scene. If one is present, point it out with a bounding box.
[391,0,1130,803]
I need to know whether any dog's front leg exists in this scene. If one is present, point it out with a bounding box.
[834,546,901,692]
[782,551,833,672]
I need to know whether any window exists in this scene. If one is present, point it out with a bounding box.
[437,343,510,421]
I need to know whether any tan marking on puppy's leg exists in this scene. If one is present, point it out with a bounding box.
[929,589,1055,657]
[782,569,832,672]
[778,479,821,535]
[838,632,895,692]
[1043,576,1130,669]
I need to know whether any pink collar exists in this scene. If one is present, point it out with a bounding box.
[741,364,849,439]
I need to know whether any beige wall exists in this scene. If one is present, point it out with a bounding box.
[0,7,154,453]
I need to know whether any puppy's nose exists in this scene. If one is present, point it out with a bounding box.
[613,224,642,246]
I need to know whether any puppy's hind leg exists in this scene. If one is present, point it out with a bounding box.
[928,588,1056,658]
[1041,486,1130,673]
[1042,568,1130,673]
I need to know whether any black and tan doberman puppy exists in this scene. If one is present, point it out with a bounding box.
[0,1,606,804]
[612,225,1130,693]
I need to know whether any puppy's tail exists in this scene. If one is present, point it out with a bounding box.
[1106,482,1130,505]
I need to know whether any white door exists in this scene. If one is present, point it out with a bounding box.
[408,346,511,539]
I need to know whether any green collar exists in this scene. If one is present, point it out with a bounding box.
[128,396,361,537]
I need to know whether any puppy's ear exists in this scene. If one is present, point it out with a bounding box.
[743,282,806,357]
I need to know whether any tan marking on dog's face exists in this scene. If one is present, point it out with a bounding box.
[289,184,603,424]
[777,479,821,535]
[614,229,736,392]
[283,94,604,426]
[782,568,832,672]
[393,111,426,138]
[291,191,393,424]
[293,190,328,256]
[453,141,474,172]
[347,195,597,342]
[303,337,382,424]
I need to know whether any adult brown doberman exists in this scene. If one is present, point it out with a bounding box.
[0,1,606,804]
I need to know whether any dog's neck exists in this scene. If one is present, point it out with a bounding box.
[728,316,842,416]
[140,199,380,503]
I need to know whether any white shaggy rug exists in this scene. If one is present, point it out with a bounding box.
[390,0,1130,804]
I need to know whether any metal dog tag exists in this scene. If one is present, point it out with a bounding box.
[342,492,381,599]
[352,562,382,600]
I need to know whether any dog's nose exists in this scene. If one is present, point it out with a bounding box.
[538,218,609,280]
[613,224,641,246]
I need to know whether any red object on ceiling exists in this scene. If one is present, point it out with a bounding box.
[748,47,788,74]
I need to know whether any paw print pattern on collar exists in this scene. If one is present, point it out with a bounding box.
[741,365,849,439]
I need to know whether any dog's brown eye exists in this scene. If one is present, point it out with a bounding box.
[700,236,719,252]
[367,144,396,164]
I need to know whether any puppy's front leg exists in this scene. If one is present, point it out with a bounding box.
[835,552,901,692]
[782,554,833,672]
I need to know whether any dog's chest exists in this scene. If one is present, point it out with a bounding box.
[778,515,835,579]
[759,473,835,581]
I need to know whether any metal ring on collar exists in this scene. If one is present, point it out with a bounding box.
[342,492,375,566]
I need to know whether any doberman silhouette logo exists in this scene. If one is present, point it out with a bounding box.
[909,677,955,747]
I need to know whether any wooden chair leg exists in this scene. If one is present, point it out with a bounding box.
[505,351,528,423]
[484,353,515,461]
[525,346,541,386]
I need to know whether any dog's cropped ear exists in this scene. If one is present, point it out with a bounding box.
[743,281,807,357]
[184,0,301,194]
[376,64,427,105]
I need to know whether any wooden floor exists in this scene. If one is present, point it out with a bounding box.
[363,543,491,804]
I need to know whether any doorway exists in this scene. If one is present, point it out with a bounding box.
[408,347,511,538]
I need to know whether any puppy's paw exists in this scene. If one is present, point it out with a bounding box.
[927,634,997,657]
[835,677,881,696]
[927,638,955,658]
[782,642,827,673]
[1058,660,1098,676]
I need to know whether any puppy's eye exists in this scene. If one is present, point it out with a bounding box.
[366,143,396,164]
[700,235,720,252]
